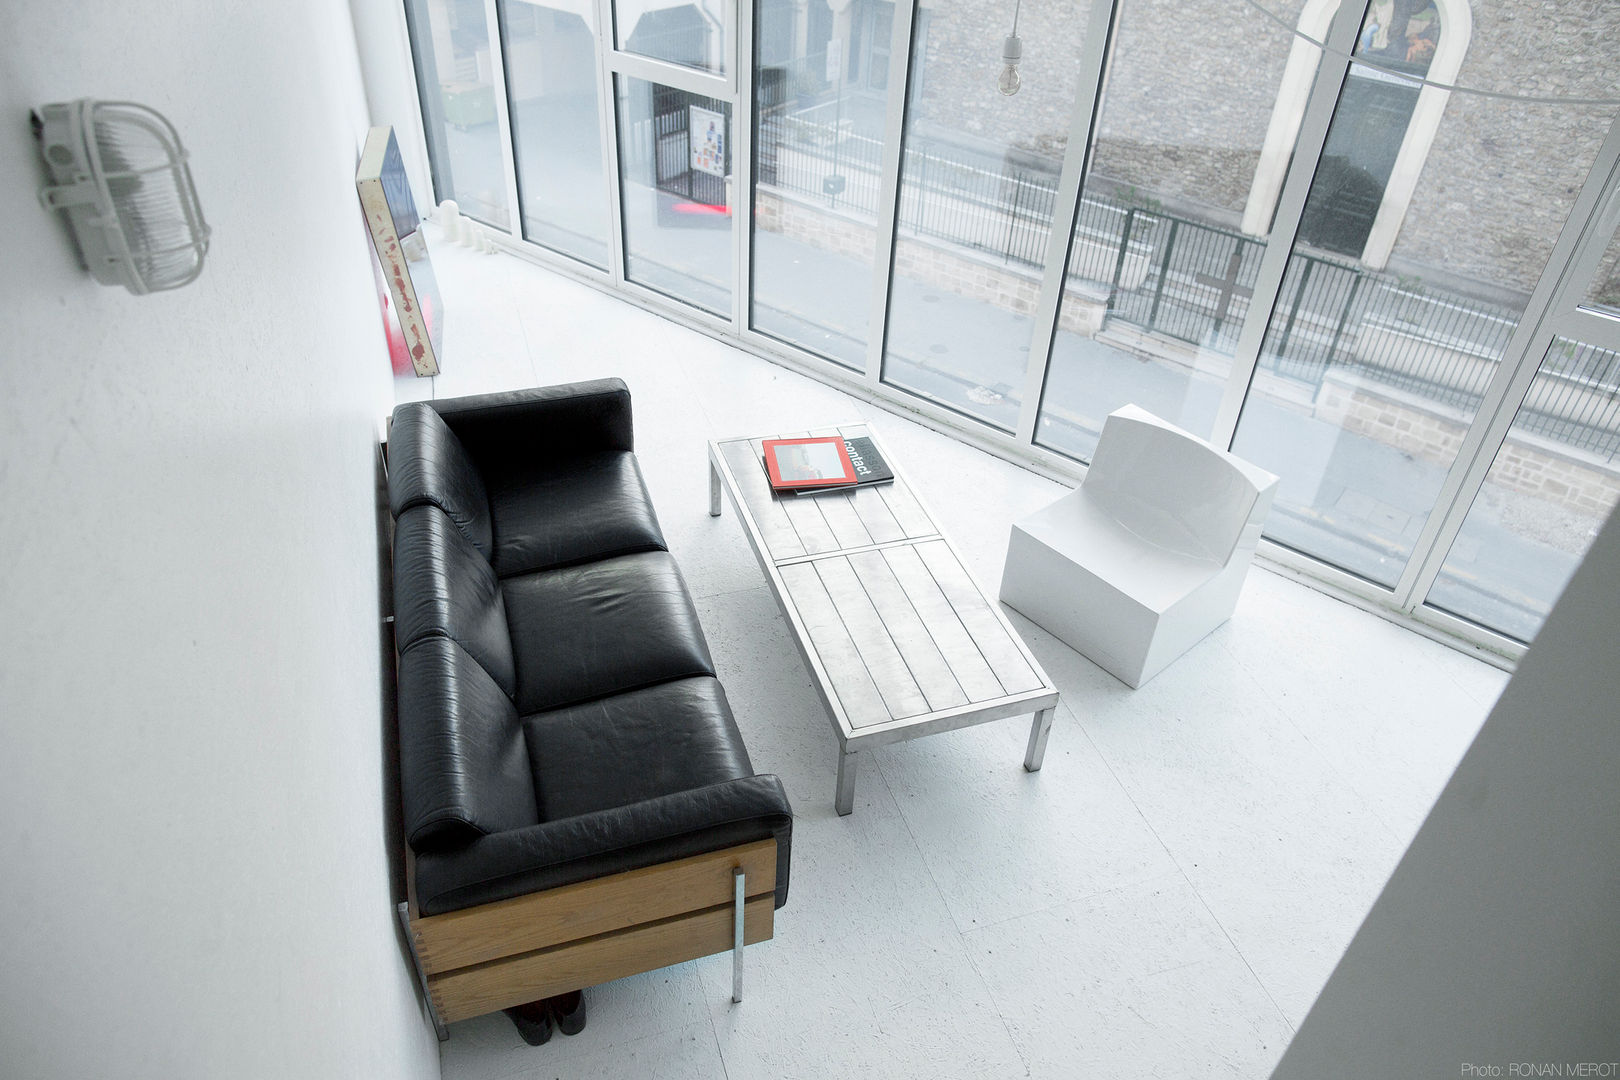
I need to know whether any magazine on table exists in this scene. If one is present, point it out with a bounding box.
[762,436,859,492]
[792,436,894,496]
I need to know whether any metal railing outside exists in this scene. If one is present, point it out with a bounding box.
[1100,209,1619,458]
[756,109,1620,459]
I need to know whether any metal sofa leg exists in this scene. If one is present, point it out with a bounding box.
[732,867,745,1003]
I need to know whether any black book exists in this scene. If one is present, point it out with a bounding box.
[794,437,894,495]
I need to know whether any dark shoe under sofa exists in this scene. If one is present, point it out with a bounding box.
[386,379,792,1037]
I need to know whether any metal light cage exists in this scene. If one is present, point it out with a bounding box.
[36,99,210,294]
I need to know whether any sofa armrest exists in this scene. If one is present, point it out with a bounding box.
[430,379,635,465]
[412,774,793,917]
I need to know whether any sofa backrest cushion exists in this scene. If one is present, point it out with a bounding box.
[433,379,634,462]
[397,635,539,852]
[393,504,518,700]
[389,402,495,558]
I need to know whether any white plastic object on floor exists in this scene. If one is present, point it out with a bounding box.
[436,198,497,253]
[436,199,464,243]
[999,404,1279,688]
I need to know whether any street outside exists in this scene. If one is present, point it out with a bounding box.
[436,113,1611,644]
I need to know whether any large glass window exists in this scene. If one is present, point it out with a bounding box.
[405,0,512,229]
[1035,0,1318,463]
[615,0,729,75]
[750,0,894,369]
[878,0,1088,430]
[397,0,1620,655]
[1587,228,1620,315]
[616,77,734,314]
[502,0,613,268]
[1426,336,1620,641]
[1231,2,1619,589]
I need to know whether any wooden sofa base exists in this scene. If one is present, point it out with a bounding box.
[402,839,778,1035]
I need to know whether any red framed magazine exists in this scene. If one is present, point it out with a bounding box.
[762,437,858,491]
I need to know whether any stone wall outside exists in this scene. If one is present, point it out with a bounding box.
[1392,2,1619,294]
[1315,371,1620,514]
[889,0,1620,290]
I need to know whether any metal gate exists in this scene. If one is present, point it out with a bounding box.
[1108,209,1263,355]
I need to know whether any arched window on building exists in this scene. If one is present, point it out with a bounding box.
[1243,0,1472,269]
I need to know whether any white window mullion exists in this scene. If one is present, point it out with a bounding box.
[483,0,523,238]
[1011,0,1118,447]
[862,0,920,389]
[732,0,752,334]
[1207,0,1366,450]
[594,0,629,285]
[1396,116,1620,610]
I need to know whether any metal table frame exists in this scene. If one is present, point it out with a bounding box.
[709,424,1060,815]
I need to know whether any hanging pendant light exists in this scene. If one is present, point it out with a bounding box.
[998,0,1023,96]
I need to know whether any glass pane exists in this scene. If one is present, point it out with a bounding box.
[750,0,895,369]
[1426,337,1620,642]
[880,0,1089,429]
[502,0,613,269]
[615,0,727,75]
[404,0,512,229]
[1035,0,1319,463]
[1231,2,1619,589]
[616,76,733,314]
[1585,223,1620,315]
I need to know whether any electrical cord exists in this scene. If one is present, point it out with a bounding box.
[1237,0,1620,108]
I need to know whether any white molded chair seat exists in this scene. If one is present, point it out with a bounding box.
[999,405,1278,688]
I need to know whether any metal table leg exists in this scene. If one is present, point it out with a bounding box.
[1024,706,1055,772]
[835,747,858,816]
[709,458,723,517]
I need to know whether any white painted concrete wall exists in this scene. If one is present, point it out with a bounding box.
[0,4,440,1078]
[1271,503,1620,1077]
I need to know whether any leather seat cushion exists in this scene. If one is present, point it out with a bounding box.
[524,676,752,822]
[485,451,666,577]
[502,551,715,714]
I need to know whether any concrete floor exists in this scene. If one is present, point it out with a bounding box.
[402,228,1509,1080]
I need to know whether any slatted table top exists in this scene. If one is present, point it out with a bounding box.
[709,425,1059,812]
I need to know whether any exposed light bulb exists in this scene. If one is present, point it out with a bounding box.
[998,33,1022,96]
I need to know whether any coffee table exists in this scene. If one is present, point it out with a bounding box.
[709,423,1060,815]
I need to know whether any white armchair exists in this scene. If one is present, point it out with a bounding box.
[1000,405,1278,688]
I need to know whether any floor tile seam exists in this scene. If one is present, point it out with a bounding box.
[866,746,1013,1003]
[954,866,1190,940]
[447,1040,578,1080]
[508,261,544,390]
[1064,662,1382,1040]
[854,753,1026,1062]
[1430,651,1511,708]
[1167,846,1300,1039]
[952,905,1039,1079]
[687,581,775,603]
[705,1003,733,1080]
[1064,716,1299,1033]
[1210,637,1407,849]
[442,1007,709,1080]
[1064,712,1181,876]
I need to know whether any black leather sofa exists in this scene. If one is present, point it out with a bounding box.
[387,379,792,1036]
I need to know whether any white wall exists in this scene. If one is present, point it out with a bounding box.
[0,4,440,1078]
[1271,503,1620,1077]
